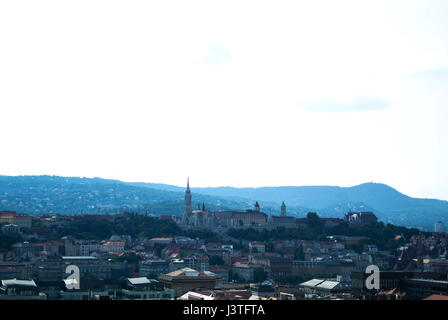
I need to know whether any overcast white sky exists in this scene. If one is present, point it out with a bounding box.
[1,0,447,200]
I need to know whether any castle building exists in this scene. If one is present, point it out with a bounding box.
[177,181,351,231]
[180,179,268,228]
[179,180,303,230]
[267,202,297,229]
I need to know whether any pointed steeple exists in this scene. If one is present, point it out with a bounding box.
[281,201,286,217]
[183,177,192,223]
[417,235,424,272]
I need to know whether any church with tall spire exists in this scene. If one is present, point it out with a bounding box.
[179,179,296,229]
[182,177,192,223]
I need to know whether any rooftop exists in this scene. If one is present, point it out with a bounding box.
[163,268,220,279]
[424,294,448,300]
[62,256,97,260]
[178,291,214,300]
[128,277,152,285]
[299,279,342,291]
[316,281,340,290]
[299,279,324,288]
[1,279,37,287]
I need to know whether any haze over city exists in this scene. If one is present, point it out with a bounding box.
[1,0,447,200]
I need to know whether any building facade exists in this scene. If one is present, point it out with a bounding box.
[159,268,223,297]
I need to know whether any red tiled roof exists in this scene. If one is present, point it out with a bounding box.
[149,237,172,241]
[45,240,64,246]
[15,214,31,218]
[222,283,250,290]
[233,262,263,269]
[0,211,16,215]
[0,268,18,272]
[424,294,448,300]
[103,241,125,246]
[158,215,173,219]
[0,262,25,266]
[213,290,252,300]
[210,267,227,273]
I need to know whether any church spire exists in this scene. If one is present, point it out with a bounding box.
[183,177,192,223]
[417,235,424,272]
[281,201,286,217]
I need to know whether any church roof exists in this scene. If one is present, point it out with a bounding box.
[270,216,295,222]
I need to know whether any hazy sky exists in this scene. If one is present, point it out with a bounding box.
[1,1,447,200]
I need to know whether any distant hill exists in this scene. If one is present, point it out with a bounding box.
[1,175,447,230]
[0,175,251,216]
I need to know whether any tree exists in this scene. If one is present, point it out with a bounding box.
[110,252,139,264]
[229,268,240,282]
[306,212,323,233]
[254,268,268,283]
[306,212,320,226]
[208,255,225,266]
[0,231,24,252]
[266,241,275,252]
[294,245,305,260]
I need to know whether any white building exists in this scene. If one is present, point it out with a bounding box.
[78,241,101,256]
[435,221,445,233]
[1,224,20,234]
[101,241,125,254]
[249,242,266,254]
